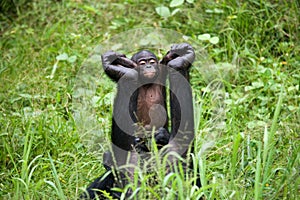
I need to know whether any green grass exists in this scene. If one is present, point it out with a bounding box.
[1,0,299,199]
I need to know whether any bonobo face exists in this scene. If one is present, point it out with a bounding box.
[138,57,158,80]
[131,50,159,81]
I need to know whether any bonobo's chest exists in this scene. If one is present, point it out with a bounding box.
[136,84,164,124]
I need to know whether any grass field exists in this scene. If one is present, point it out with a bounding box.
[0,0,299,199]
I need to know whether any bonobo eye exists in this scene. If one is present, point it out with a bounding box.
[139,60,146,65]
[149,59,157,65]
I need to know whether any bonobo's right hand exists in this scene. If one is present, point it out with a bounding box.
[101,51,124,65]
[102,51,137,68]
[134,137,150,153]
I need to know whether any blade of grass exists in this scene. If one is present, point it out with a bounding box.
[254,141,262,200]
[48,153,66,200]
[18,120,34,200]
[262,86,284,185]
[230,132,242,188]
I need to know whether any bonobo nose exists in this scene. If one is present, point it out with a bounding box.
[146,65,152,68]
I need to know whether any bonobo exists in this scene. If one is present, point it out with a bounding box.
[81,43,197,199]
[132,50,170,149]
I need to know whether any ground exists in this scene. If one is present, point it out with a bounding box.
[0,0,299,199]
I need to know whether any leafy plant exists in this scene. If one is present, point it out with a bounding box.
[155,0,194,18]
[0,0,299,199]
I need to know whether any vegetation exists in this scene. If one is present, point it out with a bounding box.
[1,0,299,199]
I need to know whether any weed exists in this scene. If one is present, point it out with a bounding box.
[0,0,299,199]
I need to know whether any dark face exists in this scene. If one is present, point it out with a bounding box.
[131,50,159,81]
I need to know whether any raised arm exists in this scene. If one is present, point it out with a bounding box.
[160,43,195,71]
[101,51,138,82]
[162,43,195,157]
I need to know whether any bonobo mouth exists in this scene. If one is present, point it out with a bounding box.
[143,72,156,79]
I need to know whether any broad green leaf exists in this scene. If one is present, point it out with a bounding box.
[252,81,264,88]
[205,8,224,14]
[209,36,219,44]
[68,55,77,63]
[186,0,194,3]
[56,53,68,61]
[19,93,32,98]
[171,8,181,16]
[82,5,97,13]
[247,120,266,129]
[170,0,184,7]
[227,15,237,20]
[213,8,224,13]
[198,33,210,41]
[245,86,254,91]
[205,9,213,13]
[155,6,171,18]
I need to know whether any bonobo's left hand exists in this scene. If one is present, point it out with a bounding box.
[133,127,170,152]
[170,43,193,57]
[166,43,195,70]
[155,127,170,146]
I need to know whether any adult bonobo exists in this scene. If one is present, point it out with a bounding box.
[81,43,196,199]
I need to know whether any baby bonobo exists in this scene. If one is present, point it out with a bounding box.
[132,50,169,149]
[81,43,197,199]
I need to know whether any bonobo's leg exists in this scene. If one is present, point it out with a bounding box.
[165,43,201,188]
[81,152,122,199]
[81,171,121,200]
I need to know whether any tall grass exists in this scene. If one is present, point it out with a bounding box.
[254,86,284,199]
[0,0,299,199]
